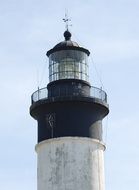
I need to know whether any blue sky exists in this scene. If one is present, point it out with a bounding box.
[0,0,139,189]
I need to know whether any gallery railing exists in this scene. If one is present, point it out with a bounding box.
[31,86,107,104]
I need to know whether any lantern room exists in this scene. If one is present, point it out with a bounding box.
[47,30,90,82]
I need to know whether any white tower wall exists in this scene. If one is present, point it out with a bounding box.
[36,137,105,190]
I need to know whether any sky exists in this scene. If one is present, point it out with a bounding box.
[0,0,139,189]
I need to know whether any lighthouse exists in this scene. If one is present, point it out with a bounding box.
[30,26,109,190]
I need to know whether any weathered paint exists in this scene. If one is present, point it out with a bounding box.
[36,137,105,190]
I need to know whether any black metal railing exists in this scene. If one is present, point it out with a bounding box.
[31,86,107,104]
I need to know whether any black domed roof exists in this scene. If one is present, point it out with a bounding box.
[47,30,90,56]
[54,40,79,48]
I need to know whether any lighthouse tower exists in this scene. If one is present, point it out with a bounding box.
[30,28,109,190]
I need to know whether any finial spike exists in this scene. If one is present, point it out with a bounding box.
[63,10,72,31]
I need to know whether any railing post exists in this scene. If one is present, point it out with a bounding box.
[100,87,102,101]
[38,87,40,101]
[31,94,33,104]
[105,93,107,102]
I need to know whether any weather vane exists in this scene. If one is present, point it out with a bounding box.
[63,11,72,31]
